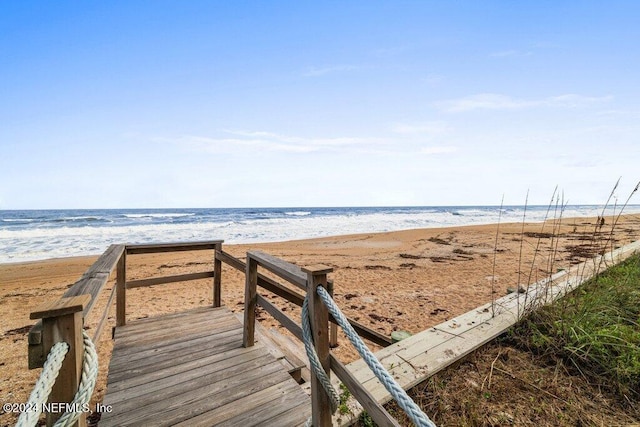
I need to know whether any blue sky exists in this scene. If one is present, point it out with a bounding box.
[1,1,639,209]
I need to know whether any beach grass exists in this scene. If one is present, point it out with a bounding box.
[508,253,640,401]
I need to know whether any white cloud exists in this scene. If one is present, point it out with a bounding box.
[302,65,361,77]
[489,49,532,58]
[391,121,450,135]
[167,130,378,155]
[420,146,457,155]
[437,93,612,113]
[422,73,444,87]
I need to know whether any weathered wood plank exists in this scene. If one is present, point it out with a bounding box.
[113,315,238,348]
[30,294,91,320]
[304,265,333,427]
[101,304,311,427]
[107,344,265,397]
[116,305,216,329]
[170,376,301,427]
[113,318,240,356]
[106,350,281,417]
[215,380,310,426]
[217,250,306,305]
[124,240,223,254]
[330,354,399,427]
[244,256,258,347]
[113,305,228,336]
[109,368,292,426]
[66,244,124,316]
[92,284,117,345]
[116,251,126,326]
[256,294,303,341]
[213,242,222,307]
[248,250,307,290]
[259,402,311,427]
[107,326,243,373]
[126,270,214,289]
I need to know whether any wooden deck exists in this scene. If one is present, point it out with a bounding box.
[100,305,311,427]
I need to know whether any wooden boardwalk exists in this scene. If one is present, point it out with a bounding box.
[330,240,640,425]
[100,305,311,427]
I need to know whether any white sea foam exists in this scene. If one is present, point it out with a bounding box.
[284,211,312,216]
[123,213,195,218]
[1,205,638,263]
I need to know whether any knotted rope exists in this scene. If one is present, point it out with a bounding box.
[16,330,99,427]
[301,285,436,427]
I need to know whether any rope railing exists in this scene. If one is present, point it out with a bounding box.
[302,285,437,427]
[16,330,99,427]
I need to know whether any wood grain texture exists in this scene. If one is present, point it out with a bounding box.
[247,250,308,289]
[100,305,310,427]
[124,240,223,254]
[125,271,214,289]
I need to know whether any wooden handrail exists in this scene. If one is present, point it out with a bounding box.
[246,250,307,290]
[125,240,223,254]
[330,354,400,427]
[126,271,215,289]
[28,244,125,368]
[116,241,224,326]
[217,250,393,347]
[242,250,401,425]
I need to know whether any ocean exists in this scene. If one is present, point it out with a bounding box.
[1,205,639,263]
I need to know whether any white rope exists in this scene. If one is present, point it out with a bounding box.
[301,295,341,412]
[53,330,99,427]
[16,330,99,427]
[316,286,437,427]
[15,342,69,427]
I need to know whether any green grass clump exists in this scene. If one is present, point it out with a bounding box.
[510,254,640,401]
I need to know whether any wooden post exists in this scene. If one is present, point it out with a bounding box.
[116,250,126,327]
[303,264,333,427]
[213,242,222,307]
[243,255,258,347]
[327,280,339,348]
[30,295,91,427]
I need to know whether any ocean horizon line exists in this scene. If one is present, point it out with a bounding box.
[2,205,640,263]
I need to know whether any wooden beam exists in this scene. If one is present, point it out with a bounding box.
[30,295,91,320]
[125,240,223,255]
[243,257,258,347]
[93,284,117,345]
[218,250,392,347]
[217,250,305,305]
[116,251,126,327]
[32,296,90,427]
[330,354,400,427]
[65,244,125,317]
[247,250,307,290]
[304,265,333,427]
[256,294,303,341]
[213,242,222,307]
[126,271,214,289]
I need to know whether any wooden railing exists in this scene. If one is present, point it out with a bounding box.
[27,241,395,426]
[216,249,392,347]
[27,240,223,426]
[28,244,126,369]
[116,240,223,326]
[243,250,399,427]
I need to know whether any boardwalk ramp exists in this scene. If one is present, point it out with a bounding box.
[100,306,311,426]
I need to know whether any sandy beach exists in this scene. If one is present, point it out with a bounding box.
[2,214,640,426]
